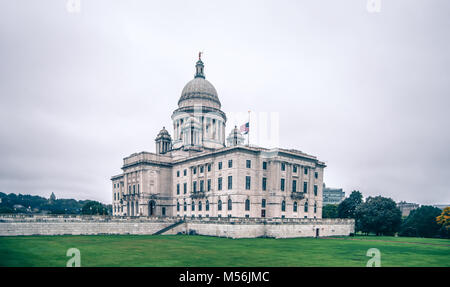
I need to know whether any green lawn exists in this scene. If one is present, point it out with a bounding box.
[0,235,448,267]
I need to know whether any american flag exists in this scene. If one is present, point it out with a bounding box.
[240,122,249,134]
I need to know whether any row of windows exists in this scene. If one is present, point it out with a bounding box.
[175,162,319,179]
[177,177,319,195]
[176,159,262,178]
[176,199,317,213]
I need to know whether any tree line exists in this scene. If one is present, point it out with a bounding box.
[322,191,449,238]
[0,192,111,215]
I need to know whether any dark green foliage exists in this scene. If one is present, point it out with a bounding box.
[399,205,443,238]
[322,204,339,218]
[355,196,402,236]
[0,192,99,215]
[81,201,109,215]
[337,190,363,218]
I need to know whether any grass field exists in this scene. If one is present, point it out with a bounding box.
[0,235,448,267]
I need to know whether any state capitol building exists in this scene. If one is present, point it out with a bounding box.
[111,56,326,219]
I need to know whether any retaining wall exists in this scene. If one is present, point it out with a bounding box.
[0,215,354,238]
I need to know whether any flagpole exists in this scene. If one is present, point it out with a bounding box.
[247,110,250,146]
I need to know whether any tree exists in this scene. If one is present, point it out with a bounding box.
[81,201,109,215]
[355,196,402,236]
[436,207,450,238]
[337,190,363,218]
[399,205,442,238]
[322,204,339,218]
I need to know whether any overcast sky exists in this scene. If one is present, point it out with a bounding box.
[0,0,449,205]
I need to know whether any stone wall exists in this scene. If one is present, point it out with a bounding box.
[0,214,354,238]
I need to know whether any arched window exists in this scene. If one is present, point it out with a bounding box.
[192,200,195,211]
[245,199,250,211]
[183,201,187,211]
[314,203,317,213]
[198,201,202,211]
[218,200,222,211]
[293,201,298,212]
[177,201,180,211]
[281,200,286,212]
[304,201,309,212]
[206,200,210,211]
[228,198,232,211]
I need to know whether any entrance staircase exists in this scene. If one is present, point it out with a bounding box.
[153,220,185,235]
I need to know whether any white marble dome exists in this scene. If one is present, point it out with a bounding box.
[177,59,221,109]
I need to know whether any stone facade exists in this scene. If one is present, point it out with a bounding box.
[111,56,327,224]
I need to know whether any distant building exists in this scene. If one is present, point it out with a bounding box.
[397,201,419,216]
[323,184,345,205]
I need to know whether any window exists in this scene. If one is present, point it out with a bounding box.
[262,161,267,170]
[315,171,318,179]
[183,183,187,194]
[218,162,222,170]
[304,202,309,212]
[293,201,298,212]
[281,163,286,171]
[207,179,211,191]
[177,171,180,177]
[292,180,297,192]
[184,169,187,176]
[314,203,317,213]
[303,182,308,193]
[198,201,202,211]
[245,199,250,211]
[206,200,210,211]
[138,184,139,194]
[218,200,222,211]
[200,180,204,192]
[192,201,195,211]
[262,177,267,191]
[177,183,180,195]
[304,168,308,175]
[227,198,232,210]
[193,181,197,193]
[177,202,180,211]
[208,164,211,172]
[314,185,318,196]
[228,176,233,190]
[262,199,266,208]
[293,165,297,173]
[133,185,136,194]
[200,166,204,173]
[281,178,285,191]
[193,167,197,174]
[246,160,251,168]
[281,200,286,212]
[228,159,233,168]
[245,176,251,190]
[183,201,187,211]
[218,177,222,190]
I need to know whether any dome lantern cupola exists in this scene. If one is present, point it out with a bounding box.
[195,52,205,79]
